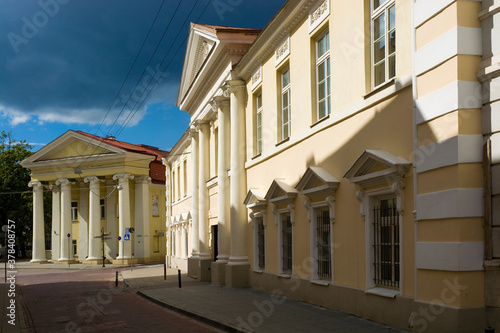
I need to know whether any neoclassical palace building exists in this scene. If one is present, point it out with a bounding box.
[165,0,500,331]
[22,130,167,264]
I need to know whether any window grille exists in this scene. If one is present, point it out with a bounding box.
[282,215,292,273]
[373,198,399,288]
[257,220,265,269]
[316,210,331,279]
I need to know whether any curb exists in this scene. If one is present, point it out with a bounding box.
[136,290,247,333]
[120,270,253,333]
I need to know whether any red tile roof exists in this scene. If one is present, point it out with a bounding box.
[76,130,168,184]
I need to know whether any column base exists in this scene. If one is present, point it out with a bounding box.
[225,263,250,288]
[197,258,212,282]
[211,261,227,285]
[111,258,139,265]
[29,259,48,264]
[188,257,199,278]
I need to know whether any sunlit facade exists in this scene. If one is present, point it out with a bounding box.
[167,0,499,331]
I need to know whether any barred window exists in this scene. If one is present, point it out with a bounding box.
[257,219,265,270]
[316,209,331,280]
[281,214,293,273]
[373,197,399,288]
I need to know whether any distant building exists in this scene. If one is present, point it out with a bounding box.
[22,130,167,264]
[167,0,500,331]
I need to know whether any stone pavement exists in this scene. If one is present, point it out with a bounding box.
[122,265,409,333]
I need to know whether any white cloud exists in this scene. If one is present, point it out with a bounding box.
[0,107,32,125]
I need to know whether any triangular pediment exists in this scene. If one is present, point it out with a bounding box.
[264,179,298,206]
[21,130,125,168]
[296,166,339,199]
[177,24,218,106]
[244,189,267,211]
[344,149,411,188]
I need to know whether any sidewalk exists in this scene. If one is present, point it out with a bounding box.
[122,265,409,333]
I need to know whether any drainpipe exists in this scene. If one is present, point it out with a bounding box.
[411,0,419,329]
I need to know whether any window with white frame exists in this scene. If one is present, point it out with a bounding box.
[100,198,106,219]
[71,201,78,221]
[372,0,396,88]
[252,214,266,270]
[255,92,263,155]
[172,169,176,202]
[183,159,188,196]
[176,165,181,200]
[72,239,77,256]
[316,31,331,120]
[281,68,291,141]
[373,196,399,288]
[280,213,293,274]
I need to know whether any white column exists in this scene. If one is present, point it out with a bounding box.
[134,176,151,259]
[85,176,101,260]
[29,181,46,262]
[105,179,117,259]
[113,173,134,259]
[215,97,230,262]
[227,80,248,264]
[56,178,72,261]
[78,182,89,260]
[190,128,199,258]
[51,184,60,261]
[198,122,210,258]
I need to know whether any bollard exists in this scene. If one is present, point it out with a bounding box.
[178,269,181,288]
[115,271,118,287]
[164,263,167,281]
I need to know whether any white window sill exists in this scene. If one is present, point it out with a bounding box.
[365,287,400,298]
[253,269,264,274]
[310,279,330,286]
[277,273,291,279]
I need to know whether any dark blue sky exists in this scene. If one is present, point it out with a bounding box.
[0,0,286,150]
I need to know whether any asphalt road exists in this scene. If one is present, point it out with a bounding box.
[11,266,223,333]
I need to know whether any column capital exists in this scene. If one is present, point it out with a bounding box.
[49,184,60,193]
[28,180,43,189]
[112,173,134,182]
[210,96,230,111]
[222,80,246,97]
[84,176,100,184]
[134,175,151,184]
[55,178,70,187]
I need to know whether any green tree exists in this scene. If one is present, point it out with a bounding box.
[0,131,50,258]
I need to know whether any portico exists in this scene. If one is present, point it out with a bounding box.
[21,130,167,264]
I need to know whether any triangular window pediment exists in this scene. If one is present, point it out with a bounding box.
[296,166,339,199]
[265,179,297,206]
[344,149,411,188]
[244,189,267,211]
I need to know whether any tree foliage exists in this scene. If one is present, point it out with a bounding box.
[0,131,48,257]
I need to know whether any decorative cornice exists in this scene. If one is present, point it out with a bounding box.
[275,36,290,66]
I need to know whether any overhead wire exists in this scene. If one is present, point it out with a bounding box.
[75,0,167,170]
[115,0,213,138]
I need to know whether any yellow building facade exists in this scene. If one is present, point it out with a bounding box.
[168,0,499,331]
[22,130,167,265]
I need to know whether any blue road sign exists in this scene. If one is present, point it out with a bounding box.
[124,234,130,241]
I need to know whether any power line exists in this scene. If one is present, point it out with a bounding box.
[76,0,167,169]
[115,0,213,138]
